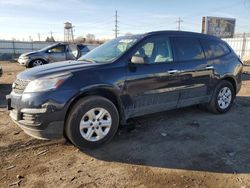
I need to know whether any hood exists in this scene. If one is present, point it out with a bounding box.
[17,60,100,80]
[21,51,40,57]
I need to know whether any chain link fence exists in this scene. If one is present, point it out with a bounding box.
[223,33,250,63]
[1,33,250,62]
[0,40,55,61]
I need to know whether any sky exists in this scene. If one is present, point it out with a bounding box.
[0,0,249,41]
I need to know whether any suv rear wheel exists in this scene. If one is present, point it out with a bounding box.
[207,80,235,113]
[65,96,119,149]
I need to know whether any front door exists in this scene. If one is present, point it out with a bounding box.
[125,35,183,117]
[47,45,66,62]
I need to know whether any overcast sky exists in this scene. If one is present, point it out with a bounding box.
[0,0,249,41]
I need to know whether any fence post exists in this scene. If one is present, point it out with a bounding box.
[31,42,34,51]
[241,33,246,59]
[12,40,16,59]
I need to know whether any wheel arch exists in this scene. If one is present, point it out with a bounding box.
[64,86,126,128]
[221,76,237,95]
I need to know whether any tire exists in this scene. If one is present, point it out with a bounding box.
[65,96,119,149]
[29,59,46,67]
[207,80,235,114]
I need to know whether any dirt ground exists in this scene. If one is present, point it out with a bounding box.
[0,61,250,188]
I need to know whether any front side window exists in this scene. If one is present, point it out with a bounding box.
[133,37,173,64]
[173,37,205,61]
[49,45,65,53]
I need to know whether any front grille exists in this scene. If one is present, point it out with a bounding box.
[13,79,30,94]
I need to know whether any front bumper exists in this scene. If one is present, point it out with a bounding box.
[6,90,75,139]
[18,58,30,66]
[11,116,64,140]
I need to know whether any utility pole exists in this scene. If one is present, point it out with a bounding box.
[114,10,119,38]
[176,17,183,31]
[38,33,41,41]
[49,31,54,38]
[29,35,33,42]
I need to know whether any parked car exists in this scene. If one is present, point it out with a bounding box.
[7,31,243,149]
[18,43,97,68]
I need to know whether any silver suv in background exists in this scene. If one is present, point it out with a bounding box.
[18,43,97,67]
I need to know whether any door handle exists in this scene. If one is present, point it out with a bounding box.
[168,69,179,74]
[206,66,214,69]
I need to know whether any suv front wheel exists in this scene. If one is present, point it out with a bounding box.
[65,96,119,149]
[207,80,235,114]
[29,59,46,67]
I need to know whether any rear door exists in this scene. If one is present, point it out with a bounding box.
[47,45,66,62]
[200,38,233,91]
[171,37,213,107]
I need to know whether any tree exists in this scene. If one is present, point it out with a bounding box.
[75,36,86,43]
[125,32,133,36]
[86,34,95,43]
[45,36,55,42]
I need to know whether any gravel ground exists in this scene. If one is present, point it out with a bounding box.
[0,61,250,188]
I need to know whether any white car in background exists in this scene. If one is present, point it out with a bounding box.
[18,43,98,68]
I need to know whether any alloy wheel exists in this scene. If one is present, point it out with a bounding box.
[217,86,232,109]
[33,60,43,66]
[79,107,112,142]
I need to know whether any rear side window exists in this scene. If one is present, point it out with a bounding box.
[202,39,230,59]
[172,37,205,61]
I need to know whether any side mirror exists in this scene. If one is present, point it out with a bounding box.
[131,55,145,64]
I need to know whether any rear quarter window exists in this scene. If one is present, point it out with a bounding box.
[201,39,230,59]
[172,37,205,62]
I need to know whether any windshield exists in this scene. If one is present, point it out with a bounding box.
[78,36,140,63]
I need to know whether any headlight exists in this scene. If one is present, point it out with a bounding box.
[21,56,29,60]
[24,73,71,93]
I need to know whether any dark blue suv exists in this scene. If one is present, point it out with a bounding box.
[7,31,243,149]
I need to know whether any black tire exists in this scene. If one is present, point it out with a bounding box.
[65,96,119,149]
[207,80,235,114]
[29,59,46,68]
